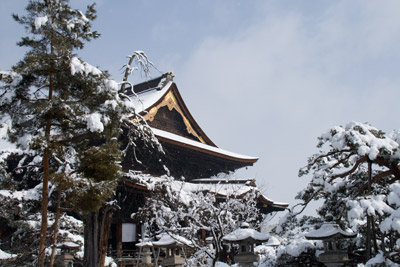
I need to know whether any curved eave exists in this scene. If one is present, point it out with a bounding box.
[223,237,268,243]
[152,128,258,165]
[259,194,288,207]
[137,81,216,147]
[305,232,357,240]
[169,83,216,147]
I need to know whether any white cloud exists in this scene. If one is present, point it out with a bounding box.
[176,0,400,211]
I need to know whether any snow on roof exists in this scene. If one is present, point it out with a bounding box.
[130,80,173,113]
[223,228,269,243]
[57,242,81,248]
[127,172,287,209]
[305,223,357,240]
[152,127,258,162]
[265,236,280,246]
[181,180,253,197]
[129,173,256,203]
[127,75,258,163]
[259,193,289,207]
[152,233,193,247]
[191,178,256,185]
[136,238,153,247]
[0,249,17,260]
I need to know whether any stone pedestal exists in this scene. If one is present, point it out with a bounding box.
[141,246,152,264]
[56,253,74,267]
[318,251,349,267]
[234,252,258,267]
[161,247,185,267]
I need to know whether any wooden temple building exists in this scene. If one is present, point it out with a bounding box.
[109,73,288,261]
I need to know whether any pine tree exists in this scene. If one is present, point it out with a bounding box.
[296,121,400,264]
[0,1,158,266]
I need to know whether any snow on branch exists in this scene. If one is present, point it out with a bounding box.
[294,121,400,263]
[126,51,159,77]
[34,16,48,30]
[70,57,102,76]
[120,51,161,93]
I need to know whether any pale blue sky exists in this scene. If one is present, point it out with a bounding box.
[1,0,400,216]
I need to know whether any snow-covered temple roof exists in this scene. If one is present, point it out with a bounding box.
[126,73,258,179]
[152,128,258,163]
[305,223,357,240]
[125,173,288,212]
[121,73,288,212]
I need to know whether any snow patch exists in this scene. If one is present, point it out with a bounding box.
[34,16,48,30]
[280,239,314,257]
[0,249,17,260]
[104,256,117,267]
[70,57,102,76]
[86,113,104,133]
[67,11,89,30]
[305,223,356,239]
[223,228,269,242]
[105,79,119,92]
[215,262,230,267]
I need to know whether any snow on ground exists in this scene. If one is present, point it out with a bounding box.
[104,256,117,267]
[215,262,231,267]
[365,252,399,266]
[256,245,278,266]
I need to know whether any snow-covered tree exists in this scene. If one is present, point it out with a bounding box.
[132,174,262,267]
[0,1,161,266]
[263,214,324,267]
[296,121,400,264]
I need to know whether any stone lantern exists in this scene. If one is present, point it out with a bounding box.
[56,242,80,267]
[222,223,269,267]
[305,223,357,267]
[152,233,192,267]
[135,238,154,266]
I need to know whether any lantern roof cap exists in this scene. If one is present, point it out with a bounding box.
[152,233,193,248]
[305,223,357,240]
[223,227,269,243]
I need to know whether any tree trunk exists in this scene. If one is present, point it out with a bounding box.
[120,54,136,93]
[98,206,114,267]
[49,190,62,267]
[39,27,55,267]
[366,160,372,259]
[372,218,378,254]
[84,212,99,267]
[367,216,371,259]
[38,147,50,267]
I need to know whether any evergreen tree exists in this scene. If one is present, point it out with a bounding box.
[296,121,400,264]
[0,1,160,266]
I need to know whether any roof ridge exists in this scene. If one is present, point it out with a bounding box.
[124,72,174,95]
